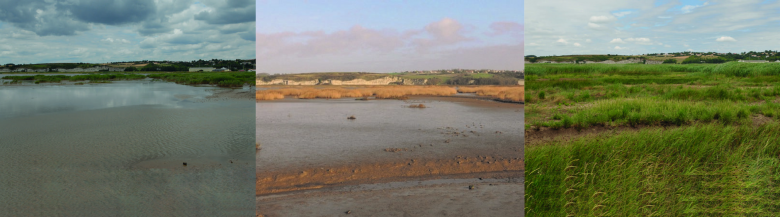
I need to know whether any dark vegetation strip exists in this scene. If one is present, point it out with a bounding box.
[3,72,254,87]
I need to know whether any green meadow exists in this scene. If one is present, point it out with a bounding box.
[526,62,780,216]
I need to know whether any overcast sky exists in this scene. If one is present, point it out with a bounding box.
[256,0,524,74]
[526,0,780,56]
[0,0,255,64]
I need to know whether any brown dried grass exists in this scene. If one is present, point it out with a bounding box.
[255,92,285,101]
[457,86,524,102]
[255,86,457,100]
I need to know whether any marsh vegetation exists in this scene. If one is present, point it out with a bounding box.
[525,62,780,216]
[256,85,524,103]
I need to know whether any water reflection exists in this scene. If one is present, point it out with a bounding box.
[0,78,233,119]
[0,80,255,216]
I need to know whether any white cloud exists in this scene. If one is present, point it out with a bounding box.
[624,37,652,45]
[716,36,736,42]
[625,38,650,43]
[589,15,616,23]
[529,43,539,46]
[614,46,626,50]
[610,38,625,43]
[613,11,632,17]
[573,43,581,47]
[101,38,130,43]
[557,38,568,44]
[586,39,592,43]
[682,2,709,13]
[526,1,780,56]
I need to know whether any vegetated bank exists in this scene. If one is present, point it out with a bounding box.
[256,85,524,103]
[525,62,780,216]
[2,72,255,88]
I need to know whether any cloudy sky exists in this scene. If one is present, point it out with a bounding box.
[256,0,523,74]
[0,0,255,64]
[526,0,780,56]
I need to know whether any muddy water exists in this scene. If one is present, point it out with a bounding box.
[256,96,523,171]
[0,81,255,216]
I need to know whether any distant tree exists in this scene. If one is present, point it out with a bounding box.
[426,77,441,85]
[663,59,677,64]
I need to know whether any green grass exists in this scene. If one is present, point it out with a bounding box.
[526,123,780,216]
[147,72,254,87]
[526,62,780,216]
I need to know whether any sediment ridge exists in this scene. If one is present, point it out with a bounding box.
[256,155,524,195]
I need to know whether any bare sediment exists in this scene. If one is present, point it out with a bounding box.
[255,155,524,196]
[196,87,256,102]
[257,180,524,217]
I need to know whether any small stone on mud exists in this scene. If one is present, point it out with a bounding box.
[347,115,356,120]
[469,185,475,190]
[346,210,352,214]
[230,160,233,163]
[183,162,187,166]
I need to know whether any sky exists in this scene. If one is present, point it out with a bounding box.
[0,0,255,64]
[526,0,780,56]
[256,0,524,74]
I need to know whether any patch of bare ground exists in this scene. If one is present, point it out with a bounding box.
[199,88,255,102]
[525,125,662,145]
[752,114,774,127]
[255,156,524,196]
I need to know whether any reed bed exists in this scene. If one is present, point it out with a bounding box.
[255,92,285,100]
[458,86,524,102]
[255,86,458,100]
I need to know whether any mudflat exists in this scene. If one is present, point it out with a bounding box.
[256,95,523,216]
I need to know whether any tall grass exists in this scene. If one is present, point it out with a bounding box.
[526,123,780,216]
[458,86,524,102]
[148,72,253,87]
[538,98,755,129]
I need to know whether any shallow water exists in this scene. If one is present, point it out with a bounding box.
[0,81,255,216]
[256,96,524,171]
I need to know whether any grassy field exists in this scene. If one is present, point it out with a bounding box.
[2,72,254,87]
[526,62,780,216]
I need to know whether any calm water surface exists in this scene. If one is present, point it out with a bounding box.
[256,96,523,171]
[0,79,255,216]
